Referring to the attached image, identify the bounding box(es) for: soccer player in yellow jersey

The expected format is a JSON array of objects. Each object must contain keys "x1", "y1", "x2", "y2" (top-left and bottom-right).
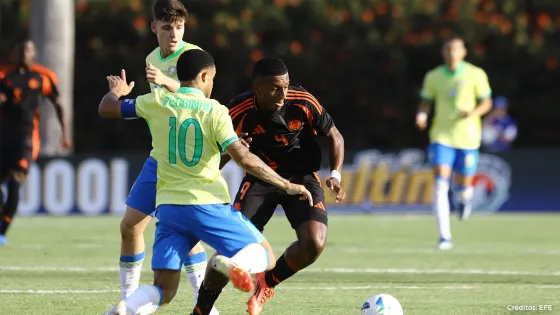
[
  {"x1": 99, "y1": 49, "x2": 313, "y2": 315},
  {"x1": 107, "y1": 1, "x2": 210, "y2": 314},
  {"x1": 416, "y1": 37, "x2": 493, "y2": 250}
]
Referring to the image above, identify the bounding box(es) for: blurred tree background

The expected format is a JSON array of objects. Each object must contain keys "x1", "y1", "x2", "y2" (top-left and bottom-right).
[{"x1": 1, "y1": 0, "x2": 560, "y2": 153}]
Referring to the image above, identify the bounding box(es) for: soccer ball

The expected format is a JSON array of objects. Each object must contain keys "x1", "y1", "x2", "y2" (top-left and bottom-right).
[{"x1": 360, "y1": 294, "x2": 403, "y2": 315}]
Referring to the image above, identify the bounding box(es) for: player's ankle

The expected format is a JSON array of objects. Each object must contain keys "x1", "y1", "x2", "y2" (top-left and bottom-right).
[{"x1": 195, "y1": 283, "x2": 221, "y2": 314}]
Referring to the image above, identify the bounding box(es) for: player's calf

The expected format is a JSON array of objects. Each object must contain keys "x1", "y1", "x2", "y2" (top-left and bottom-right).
[
  {"x1": 183, "y1": 243, "x2": 208, "y2": 299},
  {"x1": 0, "y1": 177, "x2": 23, "y2": 239},
  {"x1": 123, "y1": 269, "x2": 180, "y2": 315},
  {"x1": 116, "y1": 207, "x2": 152, "y2": 304},
  {"x1": 264, "y1": 221, "x2": 327, "y2": 288}
]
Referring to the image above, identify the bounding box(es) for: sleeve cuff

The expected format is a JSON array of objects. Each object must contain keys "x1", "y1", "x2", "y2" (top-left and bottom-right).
[
  {"x1": 477, "y1": 91, "x2": 492, "y2": 102},
  {"x1": 220, "y1": 136, "x2": 239, "y2": 151},
  {"x1": 121, "y1": 99, "x2": 138, "y2": 119},
  {"x1": 420, "y1": 93, "x2": 433, "y2": 101}
]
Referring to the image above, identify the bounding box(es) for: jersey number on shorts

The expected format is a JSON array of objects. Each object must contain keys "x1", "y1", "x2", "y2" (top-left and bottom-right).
[{"x1": 168, "y1": 117, "x2": 203, "y2": 167}]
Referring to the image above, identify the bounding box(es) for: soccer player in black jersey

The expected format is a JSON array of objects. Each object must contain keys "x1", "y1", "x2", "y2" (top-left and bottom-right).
[
  {"x1": 193, "y1": 58, "x2": 346, "y2": 315},
  {"x1": 0, "y1": 39, "x2": 70, "y2": 245}
]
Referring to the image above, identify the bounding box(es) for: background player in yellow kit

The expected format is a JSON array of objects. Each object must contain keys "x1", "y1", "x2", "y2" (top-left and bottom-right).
[
  {"x1": 416, "y1": 36, "x2": 493, "y2": 250},
  {"x1": 105, "y1": 1, "x2": 213, "y2": 314}
]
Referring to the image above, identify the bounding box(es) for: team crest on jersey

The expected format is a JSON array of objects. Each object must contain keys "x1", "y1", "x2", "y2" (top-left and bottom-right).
[
  {"x1": 28, "y1": 78, "x2": 40, "y2": 89},
  {"x1": 288, "y1": 120, "x2": 302, "y2": 131},
  {"x1": 167, "y1": 66, "x2": 177, "y2": 76},
  {"x1": 464, "y1": 153, "x2": 475, "y2": 168}
]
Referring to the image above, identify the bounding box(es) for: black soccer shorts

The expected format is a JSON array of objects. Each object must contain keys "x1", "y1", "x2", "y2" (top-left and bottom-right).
[{"x1": 232, "y1": 173, "x2": 328, "y2": 231}]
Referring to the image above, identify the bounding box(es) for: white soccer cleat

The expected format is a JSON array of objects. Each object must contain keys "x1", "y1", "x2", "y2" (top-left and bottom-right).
[
  {"x1": 437, "y1": 239, "x2": 454, "y2": 250},
  {"x1": 104, "y1": 300, "x2": 126, "y2": 315},
  {"x1": 211, "y1": 255, "x2": 253, "y2": 293},
  {"x1": 209, "y1": 306, "x2": 220, "y2": 315}
]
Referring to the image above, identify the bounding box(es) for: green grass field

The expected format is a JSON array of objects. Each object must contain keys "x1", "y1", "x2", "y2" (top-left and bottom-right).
[{"x1": 0, "y1": 214, "x2": 559, "y2": 315}]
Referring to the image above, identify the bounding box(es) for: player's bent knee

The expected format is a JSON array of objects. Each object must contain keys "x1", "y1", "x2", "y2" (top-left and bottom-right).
[
  {"x1": 120, "y1": 207, "x2": 151, "y2": 238},
  {"x1": 12, "y1": 171, "x2": 28, "y2": 183},
  {"x1": 297, "y1": 222, "x2": 328, "y2": 265},
  {"x1": 454, "y1": 173, "x2": 473, "y2": 186},
  {"x1": 433, "y1": 165, "x2": 452, "y2": 179},
  {"x1": 302, "y1": 235, "x2": 327, "y2": 263}
]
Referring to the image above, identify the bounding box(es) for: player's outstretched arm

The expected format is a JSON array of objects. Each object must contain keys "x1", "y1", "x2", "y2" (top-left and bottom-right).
[
  {"x1": 326, "y1": 126, "x2": 346, "y2": 202},
  {"x1": 225, "y1": 140, "x2": 313, "y2": 205},
  {"x1": 98, "y1": 70, "x2": 135, "y2": 118}
]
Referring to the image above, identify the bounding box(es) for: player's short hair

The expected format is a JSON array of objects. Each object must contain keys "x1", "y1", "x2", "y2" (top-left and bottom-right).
[
  {"x1": 443, "y1": 35, "x2": 465, "y2": 46},
  {"x1": 177, "y1": 49, "x2": 215, "y2": 82},
  {"x1": 252, "y1": 58, "x2": 288, "y2": 80},
  {"x1": 152, "y1": 0, "x2": 188, "y2": 23}
]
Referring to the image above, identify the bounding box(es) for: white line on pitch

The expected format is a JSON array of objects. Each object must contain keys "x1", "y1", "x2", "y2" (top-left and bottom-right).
[
  {"x1": 2, "y1": 266, "x2": 560, "y2": 277},
  {"x1": 0, "y1": 285, "x2": 467, "y2": 294},
  {"x1": 2, "y1": 285, "x2": 559, "y2": 295}
]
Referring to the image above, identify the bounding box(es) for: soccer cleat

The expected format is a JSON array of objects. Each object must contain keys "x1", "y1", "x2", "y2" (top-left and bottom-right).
[
  {"x1": 0, "y1": 235, "x2": 6, "y2": 246},
  {"x1": 437, "y1": 238, "x2": 454, "y2": 250},
  {"x1": 247, "y1": 272, "x2": 274, "y2": 315},
  {"x1": 209, "y1": 307, "x2": 219, "y2": 315},
  {"x1": 104, "y1": 300, "x2": 126, "y2": 315},
  {"x1": 212, "y1": 255, "x2": 253, "y2": 293},
  {"x1": 458, "y1": 202, "x2": 472, "y2": 221}
]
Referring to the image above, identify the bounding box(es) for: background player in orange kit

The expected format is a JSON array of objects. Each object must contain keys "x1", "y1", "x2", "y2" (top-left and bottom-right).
[{"x1": 0, "y1": 39, "x2": 70, "y2": 245}]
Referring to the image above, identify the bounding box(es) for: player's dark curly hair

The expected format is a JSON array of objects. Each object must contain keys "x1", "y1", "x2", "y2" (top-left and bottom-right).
[
  {"x1": 152, "y1": 0, "x2": 188, "y2": 23},
  {"x1": 252, "y1": 58, "x2": 288, "y2": 80},
  {"x1": 177, "y1": 49, "x2": 215, "y2": 82}
]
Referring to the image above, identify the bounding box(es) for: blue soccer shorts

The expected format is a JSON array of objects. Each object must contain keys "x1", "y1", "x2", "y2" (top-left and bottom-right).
[
  {"x1": 125, "y1": 157, "x2": 157, "y2": 217},
  {"x1": 152, "y1": 204, "x2": 265, "y2": 271},
  {"x1": 428, "y1": 143, "x2": 479, "y2": 176}
]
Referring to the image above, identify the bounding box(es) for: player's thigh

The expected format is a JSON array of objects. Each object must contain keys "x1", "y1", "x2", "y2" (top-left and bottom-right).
[
  {"x1": 280, "y1": 175, "x2": 328, "y2": 230},
  {"x1": 453, "y1": 148, "x2": 479, "y2": 185},
  {"x1": 121, "y1": 206, "x2": 152, "y2": 233},
  {"x1": 152, "y1": 208, "x2": 198, "y2": 271},
  {"x1": 125, "y1": 157, "x2": 157, "y2": 217},
  {"x1": 192, "y1": 204, "x2": 266, "y2": 258},
  {"x1": 428, "y1": 143, "x2": 455, "y2": 179},
  {"x1": 234, "y1": 178, "x2": 279, "y2": 231}
]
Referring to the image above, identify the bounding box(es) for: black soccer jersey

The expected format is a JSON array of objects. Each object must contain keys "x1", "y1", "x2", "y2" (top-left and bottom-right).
[
  {"x1": 0, "y1": 69, "x2": 56, "y2": 142},
  {"x1": 227, "y1": 85, "x2": 334, "y2": 175}
]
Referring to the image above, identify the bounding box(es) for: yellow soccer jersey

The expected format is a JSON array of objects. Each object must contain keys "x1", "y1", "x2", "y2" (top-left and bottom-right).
[
  {"x1": 420, "y1": 62, "x2": 492, "y2": 149},
  {"x1": 123, "y1": 87, "x2": 239, "y2": 206},
  {"x1": 145, "y1": 41, "x2": 202, "y2": 93}
]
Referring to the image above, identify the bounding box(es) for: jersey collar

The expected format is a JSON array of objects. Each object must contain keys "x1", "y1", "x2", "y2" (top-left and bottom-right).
[
  {"x1": 442, "y1": 61, "x2": 465, "y2": 77},
  {"x1": 158, "y1": 41, "x2": 186, "y2": 62},
  {"x1": 178, "y1": 87, "x2": 205, "y2": 96}
]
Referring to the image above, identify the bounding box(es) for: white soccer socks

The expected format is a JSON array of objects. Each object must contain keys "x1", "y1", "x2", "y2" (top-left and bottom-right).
[
  {"x1": 433, "y1": 178, "x2": 452, "y2": 241},
  {"x1": 230, "y1": 243, "x2": 270, "y2": 274},
  {"x1": 456, "y1": 185, "x2": 474, "y2": 220},
  {"x1": 183, "y1": 252, "x2": 208, "y2": 301},
  {"x1": 119, "y1": 251, "x2": 145, "y2": 300},
  {"x1": 124, "y1": 285, "x2": 163, "y2": 315}
]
